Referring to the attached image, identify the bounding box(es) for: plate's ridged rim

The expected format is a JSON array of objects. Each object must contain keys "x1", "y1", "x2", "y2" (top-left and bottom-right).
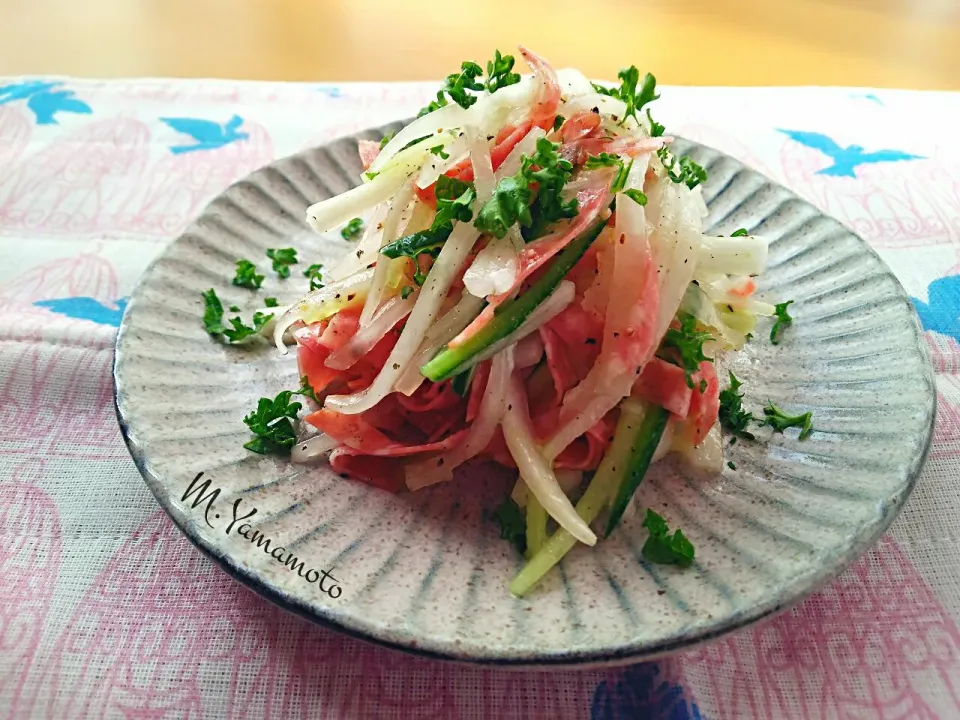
[{"x1": 113, "y1": 122, "x2": 936, "y2": 668}]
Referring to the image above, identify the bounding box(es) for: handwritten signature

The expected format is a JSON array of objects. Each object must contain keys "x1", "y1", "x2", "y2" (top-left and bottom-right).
[{"x1": 180, "y1": 471, "x2": 343, "y2": 599}]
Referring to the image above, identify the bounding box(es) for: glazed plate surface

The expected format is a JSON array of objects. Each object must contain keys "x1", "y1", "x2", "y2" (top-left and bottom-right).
[{"x1": 114, "y1": 121, "x2": 935, "y2": 666}]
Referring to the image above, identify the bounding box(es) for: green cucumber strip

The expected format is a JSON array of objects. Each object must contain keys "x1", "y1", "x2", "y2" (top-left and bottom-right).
[
  {"x1": 508, "y1": 399, "x2": 648, "y2": 597},
  {"x1": 421, "y1": 214, "x2": 609, "y2": 382},
  {"x1": 604, "y1": 404, "x2": 669, "y2": 537},
  {"x1": 525, "y1": 494, "x2": 548, "y2": 559}
]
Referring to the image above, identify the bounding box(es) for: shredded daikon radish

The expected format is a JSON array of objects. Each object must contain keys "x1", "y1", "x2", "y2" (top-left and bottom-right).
[
  {"x1": 463, "y1": 234, "x2": 519, "y2": 297},
  {"x1": 272, "y1": 268, "x2": 376, "y2": 352},
  {"x1": 326, "y1": 291, "x2": 417, "y2": 370},
  {"x1": 394, "y1": 292, "x2": 486, "y2": 396},
  {"x1": 416, "y1": 132, "x2": 472, "y2": 189},
  {"x1": 370, "y1": 77, "x2": 540, "y2": 174},
  {"x1": 292, "y1": 434, "x2": 339, "y2": 463},
  {"x1": 698, "y1": 234, "x2": 769, "y2": 277},
  {"x1": 502, "y1": 377, "x2": 597, "y2": 546},
  {"x1": 306, "y1": 137, "x2": 444, "y2": 232},
  {"x1": 329, "y1": 203, "x2": 389, "y2": 282},
  {"x1": 495, "y1": 126, "x2": 547, "y2": 179},
  {"x1": 324, "y1": 133, "x2": 497, "y2": 409},
  {"x1": 358, "y1": 178, "x2": 416, "y2": 328}
]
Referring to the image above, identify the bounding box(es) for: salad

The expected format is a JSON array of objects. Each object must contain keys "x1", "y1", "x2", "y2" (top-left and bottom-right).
[{"x1": 202, "y1": 47, "x2": 814, "y2": 596}]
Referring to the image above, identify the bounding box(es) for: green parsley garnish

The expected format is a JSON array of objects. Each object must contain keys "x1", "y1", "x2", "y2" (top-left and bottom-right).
[
  {"x1": 584, "y1": 153, "x2": 635, "y2": 194},
  {"x1": 400, "y1": 285, "x2": 414, "y2": 300},
  {"x1": 493, "y1": 496, "x2": 527, "y2": 555},
  {"x1": 475, "y1": 137, "x2": 577, "y2": 239},
  {"x1": 770, "y1": 300, "x2": 794, "y2": 345},
  {"x1": 641, "y1": 509, "x2": 694, "y2": 567},
  {"x1": 232, "y1": 259, "x2": 264, "y2": 289},
  {"x1": 659, "y1": 314, "x2": 714, "y2": 388},
  {"x1": 593, "y1": 67, "x2": 659, "y2": 125},
  {"x1": 381, "y1": 176, "x2": 476, "y2": 284},
  {"x1": 378, "y1": 131, "x2": 395, "y2": 150},
  {"x1": 584, "y1": 153, "x2": 621, "y2": 169},
  {"x1": 222, "y1": 311, "x2": 273, "y2": 343},
  {"x1": 304, "y1": 263, "x2": 324, "y2": 291},
  {"x1": 297, "y1": 375, "x2": 319, "y2": 403},
  {"x1": 646, "y1": 108, "x2": 665, "y2": 137},
  {"x1": 761, "y1": 402, "x2": 813, "y2": 440},
  {"x1": 266, "y1": 248, "x2": 297, "y2": 278},
  {"x1": 658, "y1": 149, "x2": 708, "y2": 190},
  {"x1": 552, "y1": 114, "x2": 565, "y2": 131},
  {"x1": 433, "y1": 175, "x2": 476, "y2": 228},
  {"x1": 202, "y1": 289, "x2": 225, "y2": 336},
  {"x1": 485, "y1": 50, "x2": 521, "y2": 93},
  {"x1": 429, "y1": 144, "x2": 450, "y2": 160},
  {"x1": 624, "y1": 189, "x2": 648, "y2": 206},
  {"x1": 264, "y1": 297, "x2": 279, "y2": 308},
  {"x1": 203, "y1": 289, "x2": 271, "y2": 344},
  {"x1": 340, "y1": 218, "x2": 364, "y2": 241},
  {"x1": 727, "y1": 461, "x2": 737, "y2": 470},
  {"x1": 731, "y1": 228, "x2": 749, "y2": 237},
  {"x1": 229, "y1": 305, "x2": 241, "y2": 313},
  {"x1": 719, "y1": 371, "x2": 755, "y2": 440},
  {"x1": 364, "y1": 171, "x2": 379, "y2": 181},
  {"x1": 417, "y1": 51, "x2": 522, "y2": 117},
  {"x1": 242, "y1": 390, "x2": 301, "y2": 455}
]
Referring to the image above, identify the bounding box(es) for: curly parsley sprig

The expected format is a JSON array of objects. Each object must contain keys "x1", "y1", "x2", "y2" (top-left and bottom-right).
[
  {"x1": 770, "y1": 300, "x2": 794, "y2": 344},
  {"x1": 417, "y1": 51, "x2": 522, "y2": 117},
  {"x1": 659, "y1": 314, "x2": 714, "y2": 389},
  {"x1": 474, "y1": 137, "x2": 577, "y2": 239}
]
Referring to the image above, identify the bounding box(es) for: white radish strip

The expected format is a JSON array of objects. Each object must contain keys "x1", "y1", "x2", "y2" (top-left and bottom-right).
[
  {"x1": 368, "y1": 112, "x2": 464, "y2": 174},
  {"x1": 325, "y1": 292, "x2": 417, "y2": 370},
  {"x1": 253, "y1": 304, "x2": 292, "y2": 339},
  {"x1": 394, "y1": 292, "x2": 486, "y2": 396},
  {"x1": 359, "y1": 178, "x2": 416, "y2": 328},
  {"x1": 323, "y1": 133, "x2": 497, "y2": 412},
  {"x1": 416, "y1": 133, "x2": 472, "y2": 189},
  {"x1": 463, "y1": 233, "x2": 519, "y2": 297},
  {"x1": 324, "y1": 222, "x2": 483, "y2": 414},
  {"x1": 405, "y1": 346, "x2": 515, "y2": 490},
  {"x1": 464, "y1": 280, "x2": 575, "y2": 372},
  {"x1": 468, "y1": 126, "x2": 496, "y2": 199},
  {"x1": 502, "y1": 376, "x2": 597, "y2": 547},
  {"x1": 329, "y1": 203, "x2": 389, "y2": 281},
  {"x1": 544, "y1": 175, "x2": 658, "y2": 460},
  {"x1": 556, "y1": 68, "x2": 594, "y2": 98},
  {"x1": 560, "y1": 93, "x2": 632, "y2": 125},
  {"x1": 291, "y1": 435, "x2": 339, "y2": 463},
  {"x1": 698, "y1": 235, "x2": 768, "y2": 277},
  {"x1": 370, "y1": 77, "x2": 539, "y2": 174},
  {"x1": 272, "y1": 268, "x2": 375, "y2": 352},
  {"x1": 495, "y1": 126, "x2": 547, "y2": 179},
  {"x1": 700, "y1": 278, "x2": 776, "y2": 315},
  {"x1": 306, "y1": 140, "x2": 439, "y2": 233},
  {"x1": 680, "y1": 283, "x2": 745, "y2": 347}
]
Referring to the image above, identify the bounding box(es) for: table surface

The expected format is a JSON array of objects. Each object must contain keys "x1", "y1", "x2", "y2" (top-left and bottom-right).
[{"x1": 1, "y1": 0, "x2": 958, "y2": 88}]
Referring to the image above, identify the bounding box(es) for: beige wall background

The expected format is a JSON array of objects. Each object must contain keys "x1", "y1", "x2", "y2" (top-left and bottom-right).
[{"x1": 0, "y1": 0, "x2": 958, "y2": 88}]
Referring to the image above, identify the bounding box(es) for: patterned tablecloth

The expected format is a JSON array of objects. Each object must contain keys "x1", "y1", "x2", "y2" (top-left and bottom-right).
[{"x1": 1, "y1": 76, "x2": 959, "y2": 719}]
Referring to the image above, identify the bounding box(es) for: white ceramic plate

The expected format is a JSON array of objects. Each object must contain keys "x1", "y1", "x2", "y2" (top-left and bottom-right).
[{"x1": 114, "y1": 122, "x2": 935, "y2": 667}]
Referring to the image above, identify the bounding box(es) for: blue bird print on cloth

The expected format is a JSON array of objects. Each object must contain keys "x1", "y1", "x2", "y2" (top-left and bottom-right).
[
  {"x1": 911, "y1": 275, "x2": 960, "y2": 343},
  {"x1": 316, "y1": 85, "x2": 343, "y2": 98},
  {"x1": 0, "y1": 80, "x2": 93, "y2": 124},
  {"x1": 591, "y1": 662, "x2": 703, "y2": 720},
  {"x1": 34, "y1": 297, "x2": 128, "y2": 327},
  {"x1": 159, "y1": 115, "x2": 249, "y2": 154},
  {"x1": 778, "y1": 129, "x2": 924, "y2": 177}
]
